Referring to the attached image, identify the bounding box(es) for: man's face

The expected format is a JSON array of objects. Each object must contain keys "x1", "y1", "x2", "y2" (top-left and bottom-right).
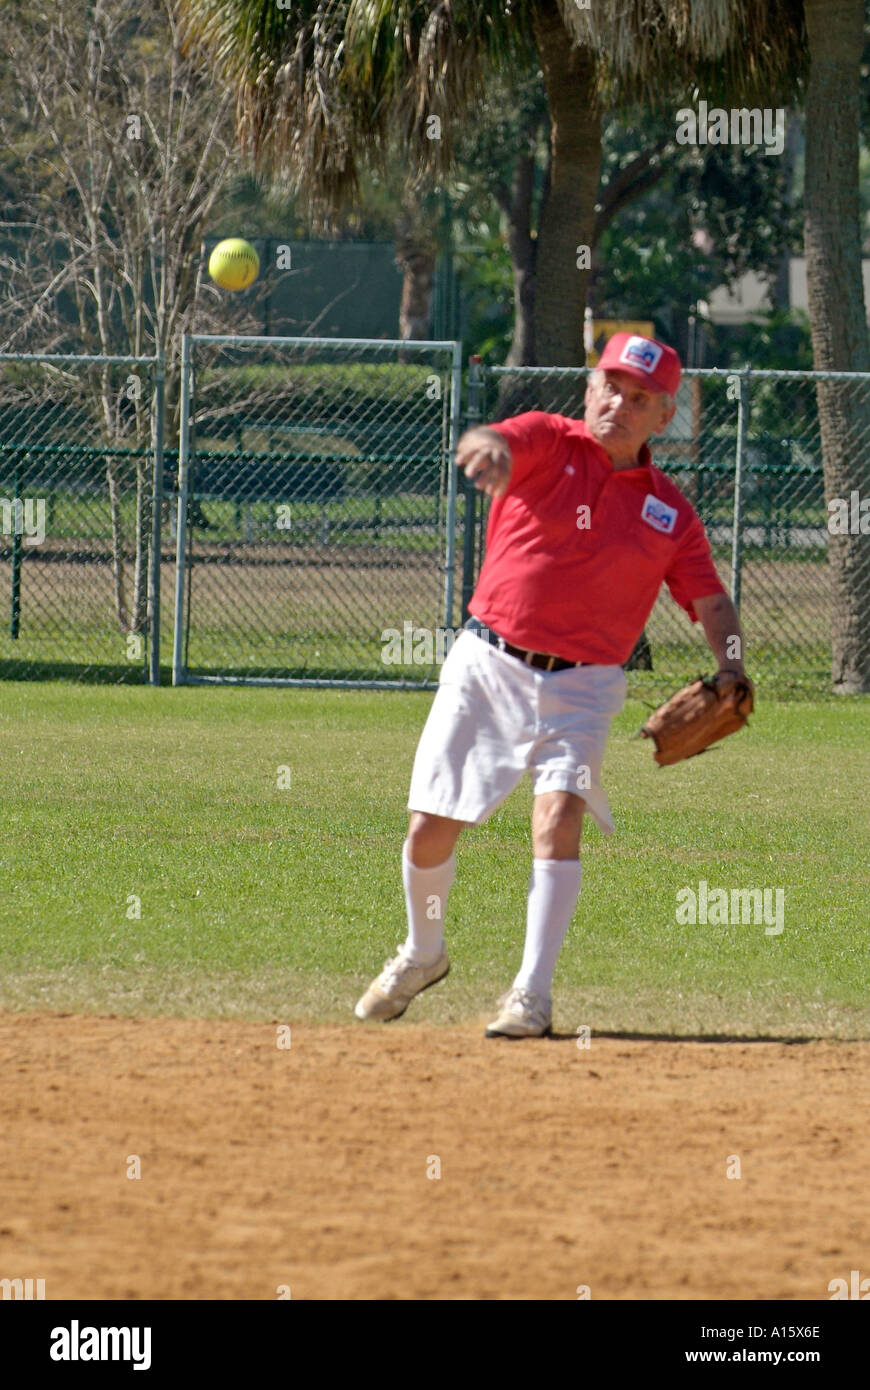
[{"x1": 584, "y1": 369, "x2": 676, "y2": 465}]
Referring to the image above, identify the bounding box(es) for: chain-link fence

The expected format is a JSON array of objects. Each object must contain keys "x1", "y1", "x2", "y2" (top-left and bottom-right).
[
  {"x1": 469, "y1": 363, "x2": 870, "y2": 696},
  {"x1": 201, "y1": 239, "x2": 405, "y2": 339},
  {"x1": 1, "y1": 344, "x2": 868, "y2": 696},
  {"x1": 0, "y1": 353, "x2": 163, "y2": 682},
  {"x1": 171, "y1": 335, "x2": 462, "y2": 686}
]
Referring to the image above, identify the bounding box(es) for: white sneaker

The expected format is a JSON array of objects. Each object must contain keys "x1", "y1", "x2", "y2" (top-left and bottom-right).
[
  {"x1": 354, "y1": 944, "x2": 450, "y2": 1022},
  {"x1": 485, "y1": 986, "x2": 552, "y2": 1038}
]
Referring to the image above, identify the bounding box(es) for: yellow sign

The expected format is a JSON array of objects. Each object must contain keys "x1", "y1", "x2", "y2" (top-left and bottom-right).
[{"x1": 585, "y1": 319, "x2": 655, "y2": 367}]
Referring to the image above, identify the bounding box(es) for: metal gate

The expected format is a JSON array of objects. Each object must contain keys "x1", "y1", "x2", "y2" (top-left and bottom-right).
[{"x1": 171, "y1": 334, "x2": 462, "y2": 687}]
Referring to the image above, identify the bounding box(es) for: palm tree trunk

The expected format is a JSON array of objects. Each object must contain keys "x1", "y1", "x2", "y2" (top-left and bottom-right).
[
  {"x1": 803, "y1": 0, "x2": 870, "y2": 693},
  {"x1": 531, "y1": 1, "x2": 601, "y2": 368},
  {"x1": 395, "y1": 241, "x2": 436, "y2": 340},
  {"x1": 394, "y1": 188, "x2": 437, "y2": 341}
]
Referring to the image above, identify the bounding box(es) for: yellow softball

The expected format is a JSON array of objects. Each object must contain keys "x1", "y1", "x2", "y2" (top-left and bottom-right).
[{"x1": 208, "y1": 238, "x2": 260, "y2": 291}]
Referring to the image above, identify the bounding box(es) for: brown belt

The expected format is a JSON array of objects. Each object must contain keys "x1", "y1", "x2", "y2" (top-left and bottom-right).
[{"x1": 466, "y1": 619, "x2": 591, "y2": 671}]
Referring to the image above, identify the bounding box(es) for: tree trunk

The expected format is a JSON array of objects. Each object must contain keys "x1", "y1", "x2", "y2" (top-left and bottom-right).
[
  {"x1": 499, "y1": 122, "x2": 540, "y2": 367},
  {"x1": 396, "y1": 245, "x2": 436, "y2": 340},
  {"x1": 132, "y1": 457, "x2": 151, "y2": 635},
  {"x1": 531, "y1": 2, "x2": 601, "y2": 368},
  {"x1": 506, "y1": 252, "x2": 537, "y2": 368},
  {"x1": 625, "y1": 630, "x2": 653, "y2": 671},
  {"x1": 394, "y1": 194, "x2": 437, "y2": 341},
  {"x1": 803, "y1": 0, "x2": 870, "y2": 693},
  {"x1": 771, "y1": 110, "x2": 802, "y2": 311},
  {"x1": 106, "y1": 458, "x2": 130, "y2": 633}
]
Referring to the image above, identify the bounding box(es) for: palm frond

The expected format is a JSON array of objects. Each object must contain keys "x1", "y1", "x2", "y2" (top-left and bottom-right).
[
  {"x1": 562, "y1": 0, "x2": 808, "y2": 110},
  {"x1": 176, "y1": 0, "x2": 360, "y2": 214},
  {"x1": 343, "y1": 0, "x2": 539, "y2": 178}
]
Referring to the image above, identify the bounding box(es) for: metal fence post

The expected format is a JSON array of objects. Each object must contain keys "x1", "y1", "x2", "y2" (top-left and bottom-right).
[
  {"x1": 442, "y1": 341, "x2": 463, "y2": 631},
  {"x1": 461, "y1": 355, "x2": 483, "y2": 624},
  {"x1": 730, "y1": 369, "x2": 750, "y2": 611},
  {"x1": 149, "y1": 353, "x2": 165, "y2": 686},
  {"x1": 172, "y1": 335, "x2": 192, "y2": 685},
  {"x1": 10, "y1": 465, "x2": 21, "y2": 639}
]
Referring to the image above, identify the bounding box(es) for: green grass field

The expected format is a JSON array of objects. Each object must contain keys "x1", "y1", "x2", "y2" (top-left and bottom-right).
[{"x1": 0, "y1": 681, "x2": 867, "y2": 1037}]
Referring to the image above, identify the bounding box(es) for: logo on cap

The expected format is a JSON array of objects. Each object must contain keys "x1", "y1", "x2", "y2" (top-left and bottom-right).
[{"x1": 620, "y1": 336, "x2": 663, "y2": 375}]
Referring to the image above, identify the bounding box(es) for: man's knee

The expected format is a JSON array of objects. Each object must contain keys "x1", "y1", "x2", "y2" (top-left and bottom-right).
[
  {"x1": 532, "y1": 791, "x2": 585, "y2": 858},
  {"x1": 406, "y1": 812, "x2": 465, "y2": 868}
]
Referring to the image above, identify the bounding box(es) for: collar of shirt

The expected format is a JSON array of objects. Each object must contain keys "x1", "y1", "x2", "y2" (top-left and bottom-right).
[{"x1": 579, "y1": 419, "x2": 653, "y2": 474}]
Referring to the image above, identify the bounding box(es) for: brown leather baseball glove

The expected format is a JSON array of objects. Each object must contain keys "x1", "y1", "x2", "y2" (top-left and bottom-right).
[{"x1": 640, "y1": 671, "x2": 755, "y2": 766}]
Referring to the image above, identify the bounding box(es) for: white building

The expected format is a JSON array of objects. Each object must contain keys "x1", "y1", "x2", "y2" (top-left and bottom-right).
[{"x1": 701, "y1": 258, "x2": 870, "y2": 325}]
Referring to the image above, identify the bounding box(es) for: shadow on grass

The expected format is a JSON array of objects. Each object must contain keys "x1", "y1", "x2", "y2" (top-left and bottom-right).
[
  {"x1": 181, "y1": 665, "x2": 436, "y2": 688},
  {"x1": 0, "y1": 659, "x2": 153, "y2": 684},
  {"x1": 0, "y1": 659, "x2": 433, "y2": 686}
]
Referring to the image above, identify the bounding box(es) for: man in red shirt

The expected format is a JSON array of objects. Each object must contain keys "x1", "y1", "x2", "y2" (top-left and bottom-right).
[{"x1": 355, "y1": 333, "x2": 748, "y2": 1038}]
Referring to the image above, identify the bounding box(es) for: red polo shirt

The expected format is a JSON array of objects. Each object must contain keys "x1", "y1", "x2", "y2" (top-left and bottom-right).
[{"x1": 469, "y1": 412, "x2": 726, "y2": 666}]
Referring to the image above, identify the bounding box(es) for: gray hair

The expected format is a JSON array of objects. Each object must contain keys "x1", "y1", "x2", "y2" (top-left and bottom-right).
[{"x1": 588, "y1": 367, "x2": 674, "y2": 410}]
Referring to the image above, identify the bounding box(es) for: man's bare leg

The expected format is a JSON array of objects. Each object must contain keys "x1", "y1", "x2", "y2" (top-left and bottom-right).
[{"x1": 406, "y1": 811, "x2": 466, "y2": 867}]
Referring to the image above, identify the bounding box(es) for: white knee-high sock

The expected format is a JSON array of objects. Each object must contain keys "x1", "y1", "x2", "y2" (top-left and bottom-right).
[
  {"x1": 513, "y1": 858, "x2": 583, "y2": 997},
  {"x1": 402, "y1": 841, "x2": 456, "y2": 964}
]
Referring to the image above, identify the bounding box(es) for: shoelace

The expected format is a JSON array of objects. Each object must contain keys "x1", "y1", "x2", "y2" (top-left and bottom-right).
[
  {"x1": 378, "y1": 949, "x2": 416, "y2": 990},
  {"x1": 504, "y1": 987, "x2": 547, "y2": 1016}
]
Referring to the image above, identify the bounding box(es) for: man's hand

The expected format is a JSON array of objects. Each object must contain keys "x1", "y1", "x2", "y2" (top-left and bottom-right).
[{"x1": 455, "y1": 426, "x2": 512, "y2": 499}]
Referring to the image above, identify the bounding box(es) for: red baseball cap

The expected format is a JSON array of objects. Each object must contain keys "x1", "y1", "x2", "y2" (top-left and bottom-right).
[{"x1": 596, "y1": 332, "x2": 682, "y2": 398}]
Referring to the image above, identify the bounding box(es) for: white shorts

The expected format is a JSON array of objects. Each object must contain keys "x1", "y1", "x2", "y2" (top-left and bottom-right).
[{"x1": 407, "y1": 629, "x2": 627, "y2": 835}]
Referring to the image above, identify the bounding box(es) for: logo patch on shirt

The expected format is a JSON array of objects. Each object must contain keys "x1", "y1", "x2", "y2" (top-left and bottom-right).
[
  {"x1": 620, "y1": 336, "x2": 663, "y2": 375},
  {"x1": 641, "y1": 493, "x2": 678, "y2": 535}
]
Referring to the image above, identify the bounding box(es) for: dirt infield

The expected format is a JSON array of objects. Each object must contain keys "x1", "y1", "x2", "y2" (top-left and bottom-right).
[{"x1": 2, "y1": 1014, "x2": 868, "y2": 1301}]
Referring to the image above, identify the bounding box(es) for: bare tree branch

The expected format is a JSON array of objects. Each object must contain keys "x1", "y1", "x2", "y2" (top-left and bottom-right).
[{"x1": 0, "y1": 0, "x2": 247, "y2": 631}]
